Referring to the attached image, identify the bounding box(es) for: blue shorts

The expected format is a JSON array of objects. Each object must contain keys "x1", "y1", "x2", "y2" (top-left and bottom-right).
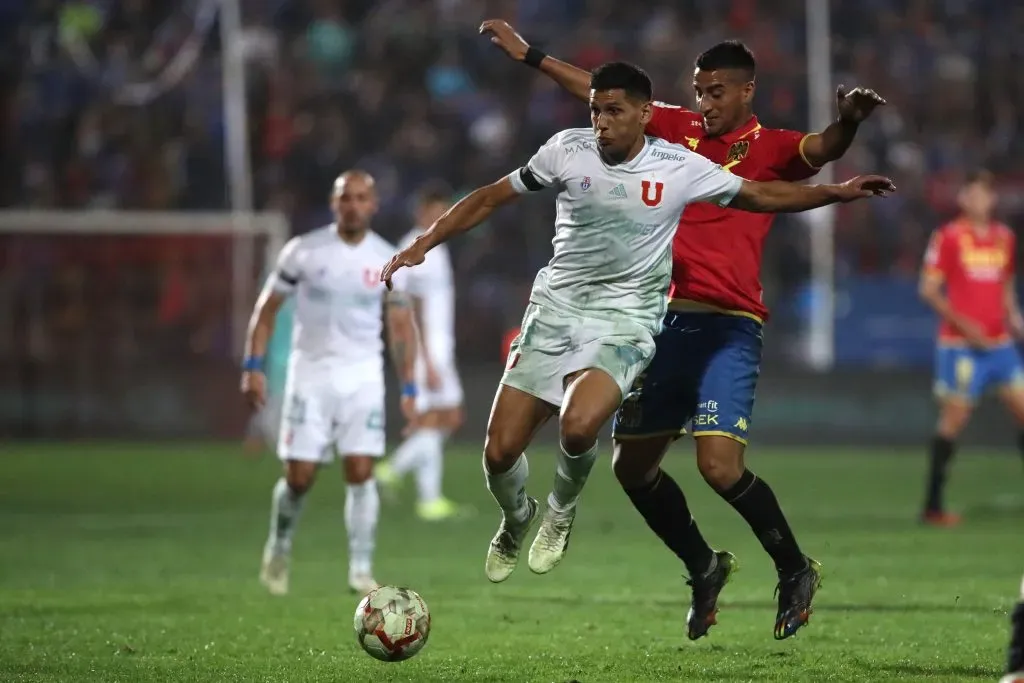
[
  {"x1": 934, "y1": 343, "x2": 1024, "y2": 402},
  {"x1": 612, "y1": 312, "x2": 762, "y2": 445}
]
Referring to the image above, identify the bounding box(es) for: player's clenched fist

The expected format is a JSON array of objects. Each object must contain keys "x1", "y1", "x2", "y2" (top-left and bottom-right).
[
  {"x1": 241, "y1": 370, "x2": 267, "y2": 410},
  {"x1": 835, "y1": 175, "x2": 896, "y2": 201},
  {"x1": 381, "y1": 240, "x2": 427, "y2": 290},
  {"x1": 479, "y1": 19, "x2": 529, "y2": 61}
]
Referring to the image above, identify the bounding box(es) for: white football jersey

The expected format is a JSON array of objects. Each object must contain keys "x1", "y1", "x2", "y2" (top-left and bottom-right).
[
  {"x1": 508, "y1": 128, "x2": 743, "y2": 333},
  {"x1": 399, "y1": 228, "x2": 456, "y2": 364},
  {"x1": 268, "y1": 225, "x2": 405, "y2": 371}
]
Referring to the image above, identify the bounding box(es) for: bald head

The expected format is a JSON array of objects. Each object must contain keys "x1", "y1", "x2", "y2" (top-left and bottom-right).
[{"x1": 331, "y1": 169, "x2": 379, "y2": 237}]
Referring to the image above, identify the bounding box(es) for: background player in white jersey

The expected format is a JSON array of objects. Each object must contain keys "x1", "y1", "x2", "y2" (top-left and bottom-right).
[
  {"x1": 377, "y1": 182, "x2": 467, "y2": 521},
  {"x1": 382, "y1": 62, "x2": 893, "y2": 584},
  {"x1": 241, "y1": 170, "x2": 419, "y2": 596}
]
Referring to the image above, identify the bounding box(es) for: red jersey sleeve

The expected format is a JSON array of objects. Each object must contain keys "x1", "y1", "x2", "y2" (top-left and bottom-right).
[
  {"x1": 766, "y1": 129, "x2": 821, "y2": 181},
  {"x1": 646, "y1": 102, "x2": 699, "y2": 143},
  {"x1": 923, "y1": 227, "x2": 954, "y2": 280}
]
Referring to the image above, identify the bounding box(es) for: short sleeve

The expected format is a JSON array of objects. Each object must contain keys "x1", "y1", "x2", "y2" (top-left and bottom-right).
[
  {"x1": 922, "y1": 229, "x2": 952, "y2": 279},
  {"x1": 768, "y1": 129, "x2": 820, "y2": 181},
  {"x1": 684, "y1": 152, "x2": 745, "y2": 208},
  {"x1": 646, "y1": 102, "x2": 695, "y2": 142},
  {"x1": 268, "y1": 237, "x2": 303, "y2": 294},
  {"x1": 508, "y1": 133, "x2": 564, "y2": 193}
]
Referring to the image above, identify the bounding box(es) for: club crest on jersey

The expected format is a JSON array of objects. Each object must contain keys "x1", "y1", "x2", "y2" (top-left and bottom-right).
[
  {"x1": 641, "y1": 180, "x2": 664, "y2": 207},
  {"x1": 726, "y1": 141, "x2": 750, "y2": 164},
  {"x1": 580, "y1": 176, "x2": 591, "y2": 192},
  {"x1": 363, "y1": 268, "x2": 381, "y2": 287}
]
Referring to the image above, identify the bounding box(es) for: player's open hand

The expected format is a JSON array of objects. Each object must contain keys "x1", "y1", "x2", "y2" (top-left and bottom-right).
[
  {"x1": 960, "y1": 320, "x2": 992, "y2": 349},
  {"x1": 836, "y1": 85, "x2": 886, "y2": 123},
  {"x1": 479, "y1": 19, "x2": 529, "y2": 61},
  {"x1": 835, "y1": 175, "x2": 896, "y2": 202},
  {"x1": 241, "y1": 371, "x2": 267, "y2": 410},
  {"x1": 381, "y1": 242, "x2": 427, "y2": 290}
]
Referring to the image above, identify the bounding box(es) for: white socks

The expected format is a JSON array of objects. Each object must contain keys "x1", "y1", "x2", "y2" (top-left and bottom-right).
[
  {"x1": 484, "y1": 454, "x2": 531, "y2": 524},
  {"x1": 548, "y1": 440, "x2": 599, "y2": 513},
  {"x1": 268, "y1": 477, "x2": 306, "y2": 555},
  {"x1": 392, "y1": 428, "x2": 446, "y2": 504},
  {"x1": 345, "y1": 479, "x2": 380, "y2": 576}
]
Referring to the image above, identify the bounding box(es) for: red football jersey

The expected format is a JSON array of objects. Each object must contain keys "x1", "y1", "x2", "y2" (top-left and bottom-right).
[
  {"x1": 923, "y1": 219, "x2": 1016, "y2": 344},
  {"x1": 646, "y1": 104, "x2": 820, "y2": 321}
]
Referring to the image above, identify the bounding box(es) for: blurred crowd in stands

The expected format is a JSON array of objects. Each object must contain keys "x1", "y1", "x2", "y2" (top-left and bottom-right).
[{"x1": 1, "y1": 0, "x2": 1022, "y2": 363}]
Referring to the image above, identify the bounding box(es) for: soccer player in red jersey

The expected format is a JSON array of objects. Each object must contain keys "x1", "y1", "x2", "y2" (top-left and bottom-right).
[
  {"x1": 919, "y1": 170, "x2": 1024, "y2": 527},
  {"x1": 481, "y1": 20, "x2": 885, "y2": 640}
]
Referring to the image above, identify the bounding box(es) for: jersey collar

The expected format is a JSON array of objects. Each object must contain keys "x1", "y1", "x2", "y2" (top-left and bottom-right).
[
  {"x1": 604, "y1": 135, "x2": 651, "y2": 171},
  {"x1": 716, "y1": 115, "x2": 761, "y2": 144}
]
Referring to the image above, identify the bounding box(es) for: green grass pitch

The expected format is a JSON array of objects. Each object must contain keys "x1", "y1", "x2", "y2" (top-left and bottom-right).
[{"x1": 1, "y1": 442, "x2": 1021, "y2": 682}]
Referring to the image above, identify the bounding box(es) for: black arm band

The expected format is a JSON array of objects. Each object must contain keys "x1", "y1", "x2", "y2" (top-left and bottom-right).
[
  {"x1": 523, "y1": 47, "x2": 546, "y2": 69},
  {"x1": 518, "y1": 167, "x2": 544, "y2": 192}
]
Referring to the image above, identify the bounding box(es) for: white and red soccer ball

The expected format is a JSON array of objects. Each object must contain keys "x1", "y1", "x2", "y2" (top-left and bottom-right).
[{"x1": 353, "y1": 586, "x2": 430, "y2": 662}]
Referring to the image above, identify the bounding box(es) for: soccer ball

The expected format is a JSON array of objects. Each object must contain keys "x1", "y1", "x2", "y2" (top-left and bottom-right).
[{"x1": 353, "y1": 585, "x2": 430, "y2": 661}]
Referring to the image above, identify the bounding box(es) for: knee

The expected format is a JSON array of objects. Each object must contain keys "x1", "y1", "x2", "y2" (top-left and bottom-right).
[
  {"x1": 937, "y1": 402, "x2": 972, "y2": 438},
  {"x1": 611, "y1": 442, "x2": 662, "y2": 489},
  {"x1": 559, "y1": 409, "x2": 602, "y2": 454},
  {"x1": 695, "y1": 440, "x2": 745, "y2": 492},
  {"x1": 284, "y1": 462, "x2": 316, "y2": 494},
  {"x1": 345, "y1": 456, "x2": 375, "y2": 485},
  {"x1": 483, "y1": 423, "x2": 521, "y2": 472}
]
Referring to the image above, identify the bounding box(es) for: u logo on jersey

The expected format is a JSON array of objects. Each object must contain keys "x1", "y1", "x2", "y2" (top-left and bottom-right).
[
  {"x1": 641, "y1": 180, "x2": 664, "y2": 207},
  {"x1": 363, "y1": 268, "x2": 381, "y2": 287}
]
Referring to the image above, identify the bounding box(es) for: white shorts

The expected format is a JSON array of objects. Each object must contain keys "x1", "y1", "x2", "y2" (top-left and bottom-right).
[
  {"x1": 277, "y1": 366, "x2": 386, "y2": 462},
  {"x1": 414, "y1": 356, "x2": 464, "y2": 411},
  {"x1": 501, "y1": 301, "x2": 656, "y2": 407}
]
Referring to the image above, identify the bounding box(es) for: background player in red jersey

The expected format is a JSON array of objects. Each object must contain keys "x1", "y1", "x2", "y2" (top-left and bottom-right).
[
  {"x1": 481, "y1": 20, "x2": 885, "y2": 640},
  {"x1": 919, "y1": 170, "x2": 1024, "y2": 527}
]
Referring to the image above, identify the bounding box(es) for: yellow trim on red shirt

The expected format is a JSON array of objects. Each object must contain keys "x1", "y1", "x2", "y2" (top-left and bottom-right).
[
  {"x1": 668, "y1": 298, "x2": 764, "y2": 324},
  {"x1": 797, "y1": 133, "x2": 823, "y2": 170}
]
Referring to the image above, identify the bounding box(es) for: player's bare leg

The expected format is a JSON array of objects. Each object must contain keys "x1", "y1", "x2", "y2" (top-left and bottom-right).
[
  {"x1": 261, "y1": 459, "x2": 317, "y2": 596},
  {"x1": 343, "y1": 455, "x2": 380, "y2": 594},
  {"x1": 483, "y1": 384, "x2": 554, "y2": 582},
  {"x1": 1002, "y1": 573, "x2": 1024, "y2": 683},
  {"x1": 613, "y1": 435, "x2": 736, "y2": 640},
  {"x1": 695, "y1": 434, "x2": 820, "y2": 639},
  {"x1": 923, "y1": 397, "x2": 972, "y2": 526},
  {"x1": 528, "y1": 369, "x2": 619, "y2": 575}
]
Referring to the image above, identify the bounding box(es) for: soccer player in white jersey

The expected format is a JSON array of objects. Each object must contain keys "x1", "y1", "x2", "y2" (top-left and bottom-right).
[
  {"x1": 377, "y1": 182, "x2": 467, "y2": 521},
  {"x1": 241, "y1": 170, "x2": 419, "y2": 596},
  {"x1": 382, "y1": 62, "x2": 893, "y2": 583}
]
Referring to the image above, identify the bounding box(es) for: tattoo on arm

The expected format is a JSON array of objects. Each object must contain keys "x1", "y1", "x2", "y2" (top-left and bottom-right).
[{"x1": 385, "y1": 292, "x2": 416, "y2": 382}]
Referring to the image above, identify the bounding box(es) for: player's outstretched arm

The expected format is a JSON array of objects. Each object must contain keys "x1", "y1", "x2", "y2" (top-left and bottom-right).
[
  {"x1": 241, "y1": 282, "x2": 288, "y2": 409},
  {"x1": 381, "y1": 177, "x2": 520, "y2": 288},
  {"x1": 729, "y1": 175, "x2": 895, "y2": 213},
  {"x1": 801, "y1": 86, "x2": 886, "y2": 168},
  {"x1": 479, "y1": 19, "x2": 591, "y2": 102}
]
